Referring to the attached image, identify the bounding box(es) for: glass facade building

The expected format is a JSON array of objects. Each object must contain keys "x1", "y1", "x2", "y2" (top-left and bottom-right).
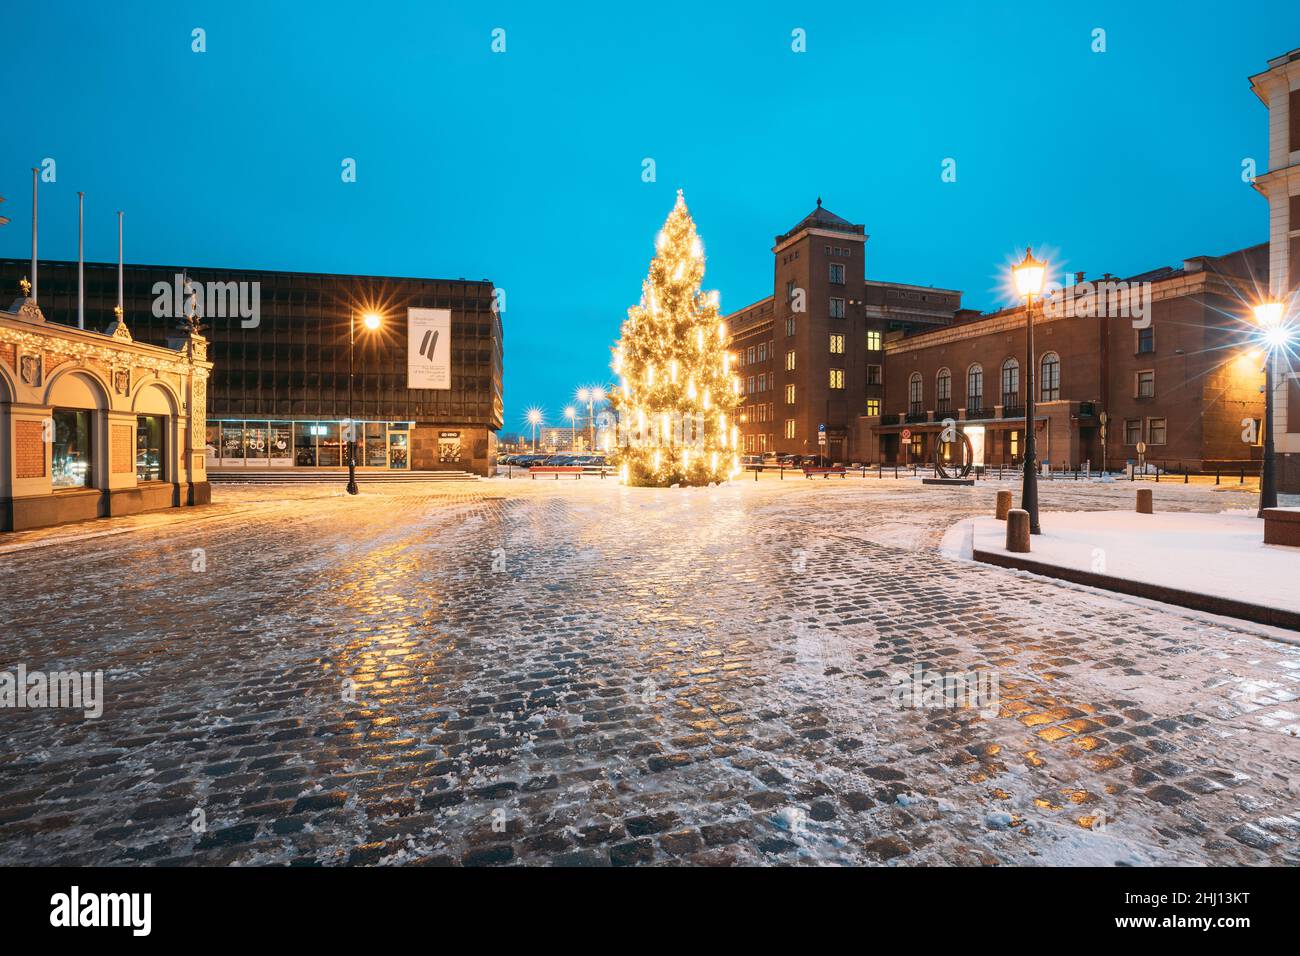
[{"x1": 1, "y1": 259, "x2": 504, "y2": 475}]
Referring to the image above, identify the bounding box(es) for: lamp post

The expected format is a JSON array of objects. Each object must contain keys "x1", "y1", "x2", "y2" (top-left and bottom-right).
[
  {"x1": 565, "y1": 406, "x2": 576, "y2": 451},
  {"x1": 347, "y1": 310, "x2": 382, "y2": 495},
  {"x1": 527, "y1": 409, "x2": 542, "y2": 453},
  {"x1": 590, "y1": 387, "x2": 608, "y2": 450},
  {"x1": 1012, "y1": 247, "x2": 1047, "y2": 534},
  {"x1": 1254, "y1": 300, "x2": 1286, "y2": 517}
]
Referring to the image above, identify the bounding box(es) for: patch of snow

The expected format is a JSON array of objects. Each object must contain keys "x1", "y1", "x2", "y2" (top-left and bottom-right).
[{"x1": 970, "y1": 510, "x2": 1300, "y2": 614}]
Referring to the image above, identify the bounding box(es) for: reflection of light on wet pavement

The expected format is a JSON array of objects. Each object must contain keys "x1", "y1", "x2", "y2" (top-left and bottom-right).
[{"x1": 0, "y1": 478, "x2": 1297, "y2": 865}]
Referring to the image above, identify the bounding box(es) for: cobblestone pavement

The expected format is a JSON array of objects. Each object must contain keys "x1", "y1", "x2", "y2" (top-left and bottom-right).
[{"x1": 1, "y1": 476, "x2": 1298, "y2": 866}]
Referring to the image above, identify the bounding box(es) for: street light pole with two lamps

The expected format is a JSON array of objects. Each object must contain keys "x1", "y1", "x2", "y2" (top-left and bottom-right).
[{"x1": 577, "y1": 387, "x2": 605, "y2": 450}]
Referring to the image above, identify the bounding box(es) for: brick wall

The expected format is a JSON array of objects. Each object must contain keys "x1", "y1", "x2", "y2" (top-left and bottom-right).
[{"x1": 15, "y1": 420, "x2": 45, "y2": 478}]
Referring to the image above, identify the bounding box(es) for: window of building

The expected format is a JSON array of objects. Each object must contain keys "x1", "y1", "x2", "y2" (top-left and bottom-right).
[
  {"x1": 786, "y1": 279, "x2": 797, "y2": 301},
  {"x1": 829, "y1": 297, "x2": 845, "y2": 318},
  {"x1": 1148, "y1": 417, "x2": 1167, "y2": 445},
  {"x1": 866, "y1": 364, "x2": 882, "y2": 386},
  {"x1": 747, "y1": 376, "x2": 756, "y2": 394},
  {"x1": 758, "y1": 343, "x2": 768, "y2": 362},
  {"x1": 747, "y1": 346, "x2": 756, "y2": 365},
  {"x1": 1293, "y1": 89, "x2": 1300, "y2": 152},
  {"x1": 785, "y1": 317, "x2": 796, "y2": 337},
  {"x1": 911, "y1": 432, "x2": 923, "y2": 457},
  {"x1": 936, "y1": 367, "x2": 952, "y2": 412},
  {"x1": 136, "y1": 415, "x2": 164, "y2": 482},
  {"x1": 866, "y1": 329, "x2": 882, "y2": 351},
  {"x1": 1136, "y1": 326, "x2": 1154, "y2": 354},
  {"x1": 785, "y1": 383, "x2": 796, "y2": 404},
  {"x1": 829, "y1": 333, "x2": 844, "y2": 354},
  {"x1": 967, "y1": 364, "x2": 984, "y2": 410},
  {"x1": 908, "y1": 372, "x2": 923, "y2": 415},
  {"x1": 758, "y1": 373, "x2": 766, "y2": 392},
  {"x1": 829, "y1": 263, "x2": 845, "y2": 284},
  {"x1": 1040, "y1": 352, "x2": 1060, "y2": 401},
  {"x1": 1001, "y1": 358, "x2": 1019, "y2": 406},
  {"x1": 785, "y1": 350, "x2": 796, "y2": 371},
  {"x1": 1136, "y1": 369, "x2": 1155, "y2": 398},
  {"x1": 829, "y1": 368, "x2": 844, "y2": 389},
  {"x1": 866, "y1": 398, "x2": 881, "y2": 416},
  {"x1": 1125, "y1": 419, "x2": 1142, "y2": 445},
  {"x1": 51, "y1": 409, "x2": 93, "y2": 489},
  {"x1": 784, "y1": 419, "x2": 796, "y2": 439}
]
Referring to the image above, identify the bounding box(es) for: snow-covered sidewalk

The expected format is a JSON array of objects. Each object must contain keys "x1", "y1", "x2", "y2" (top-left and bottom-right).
[{"x1": 964, "y1": 508, "x2": 1300, "y2": 628}]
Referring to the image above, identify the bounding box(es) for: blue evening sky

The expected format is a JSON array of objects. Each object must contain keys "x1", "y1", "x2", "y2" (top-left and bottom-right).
[{"x1": 2, "y1": 1, "x2": 1298, "y2": 432}]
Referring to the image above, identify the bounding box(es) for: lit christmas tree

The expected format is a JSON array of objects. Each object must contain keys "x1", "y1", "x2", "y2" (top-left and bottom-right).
[{"x1": 610, "y1": 190, "x2": 742, "y2": 487}]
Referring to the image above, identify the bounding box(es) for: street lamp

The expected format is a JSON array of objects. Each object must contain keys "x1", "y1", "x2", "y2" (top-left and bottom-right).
[
  {"x1": 347, "y1": 310, "x2": 382, "y2": 495},
  {"x1": 1012, "y1": 247, "x2": 1046, "y2": 534},
  {"x1": 565, "y1": 406, "x2": 576, "y2": 451},
  {"x1": 1253, "y1": 299, "x2": 1288, "y2": 517},
  {"x1": 577, "y1": 386, "x2": 606, "y2": 450},
  {"x1": 527, "y1": 408, "x2": 542, "y2": 453}
]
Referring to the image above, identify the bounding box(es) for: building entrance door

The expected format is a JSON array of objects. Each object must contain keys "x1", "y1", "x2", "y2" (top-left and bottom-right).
[{"x1": 387, "y1": 431, "x2": 409, "y2": 469}]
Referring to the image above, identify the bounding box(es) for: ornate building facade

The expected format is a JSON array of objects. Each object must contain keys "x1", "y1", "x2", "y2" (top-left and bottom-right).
[{"x1": 0, "y1": 284, "x2": 211, "y2": 530}]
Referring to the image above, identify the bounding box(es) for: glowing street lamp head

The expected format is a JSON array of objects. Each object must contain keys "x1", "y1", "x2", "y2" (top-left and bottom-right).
[
  {"x1": 591, "y1": 386, "x2": 606, "y2": 403},
  {"x1": 1012, "y1": 246, "x2": 1046, "y2": 298},
  {"x1": 361, "y1": 312, "x2": 381, "y2": 331},
  {"x1": 526, "y1": 408, "x2": 542, "y2": 426},
  {"x1": 564, "y1": 406, "x2": 576, "y2": 420},
  {"x1": 577, "y1": 388, "x2": 590, "y2": 403},
  {"x1": 1263, "y1": 324, "x2": 1292, "y2": 350},
  {"x1": 1254, "y1": 300, "x2": 1284, "y2": 328}
]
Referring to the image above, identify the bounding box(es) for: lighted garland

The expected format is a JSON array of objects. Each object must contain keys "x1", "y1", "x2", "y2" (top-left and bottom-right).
[{"x1": 610, "y1": 190, "x2": 741, "y2": 486}]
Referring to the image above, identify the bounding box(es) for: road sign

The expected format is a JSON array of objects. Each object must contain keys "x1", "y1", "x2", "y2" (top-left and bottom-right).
[{"x1": 901, "y1": 428, "x2": 912, "y2": 441}]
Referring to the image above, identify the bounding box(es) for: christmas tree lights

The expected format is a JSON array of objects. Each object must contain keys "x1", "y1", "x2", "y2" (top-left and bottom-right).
[{"x1": 610, "y1": 191, "x2": 741, "y2": 486}]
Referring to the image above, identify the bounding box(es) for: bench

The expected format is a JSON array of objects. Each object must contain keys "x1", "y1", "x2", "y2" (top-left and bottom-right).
[
  {"x1": 530, "y1": 466, "x2": 586, "y2": 480},
  {"x1": 802, "y1": 466, "x2": 846, "y2": 479},
  {"x1": 1263, "y1": 507, "x2": 1300, "y2": 547}
]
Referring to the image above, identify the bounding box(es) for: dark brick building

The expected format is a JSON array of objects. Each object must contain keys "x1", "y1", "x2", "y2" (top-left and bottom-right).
[
  {"x1": 869, "y1": 246, "x2": 1269, "y2": 473},
  {"x1": 726, "y1": 201, "x2": 963, "y2": 461}
]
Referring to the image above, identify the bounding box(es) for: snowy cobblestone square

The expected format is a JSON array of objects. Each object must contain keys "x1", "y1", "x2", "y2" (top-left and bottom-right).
[{"x1": 1, "y1": 476, "x2": 1298, "y2": 866}]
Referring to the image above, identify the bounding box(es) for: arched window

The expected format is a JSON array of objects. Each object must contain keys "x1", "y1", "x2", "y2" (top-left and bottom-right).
[
  {"x1": 1040, "y1": 352, "x2": 1060, "y2": 402},
  {"x1": 935, "y1": 368, "x2": 952, "y2": 413},
  {"x1": 908, "y1": 372, "x2": 923, "y2": 416},
  {"x1": 1001, "y1": 358, "x2": 1020, "y2": 407},
  {"x1": 967, "y1": 364, "x2": 984, "y2": 412}
]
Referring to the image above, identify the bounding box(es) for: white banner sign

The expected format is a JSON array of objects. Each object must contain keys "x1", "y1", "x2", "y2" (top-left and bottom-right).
[{"x1": 407, "y1": 308, "x2": 451, "y2": 390}]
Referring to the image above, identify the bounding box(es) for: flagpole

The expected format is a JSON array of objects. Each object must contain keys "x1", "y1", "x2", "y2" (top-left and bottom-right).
[
  {"x1": 117, "y1": 211, "x2": 124, "y2": 315},
  {"x1": 30, "y1": 167, "x2": 37, "y2": 303},
  {"x1": 77, "y1": 192, "x2": 85, "y2": 329}
]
